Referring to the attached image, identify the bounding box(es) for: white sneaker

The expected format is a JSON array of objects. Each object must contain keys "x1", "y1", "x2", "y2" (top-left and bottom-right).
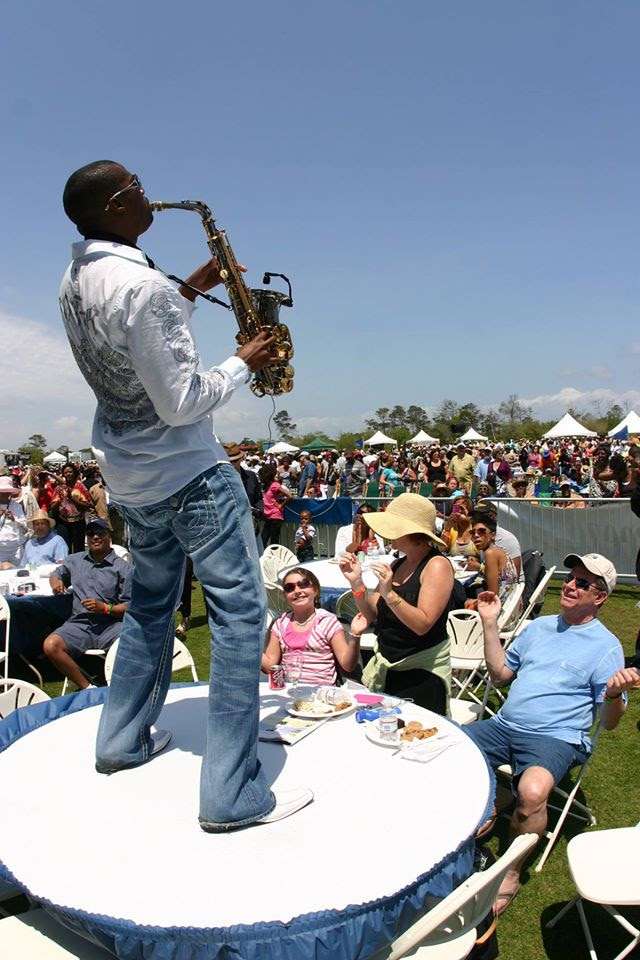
[
  {"x1": 257, "y1": 787, "x2": 314, "y2": 824},
  {"x1": 150, "y1": 729, "x2": 172, "y2": 756}
]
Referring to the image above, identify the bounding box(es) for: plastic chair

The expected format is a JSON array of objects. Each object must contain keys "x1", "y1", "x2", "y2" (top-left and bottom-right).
[
  {"x1": 264, "y1": 583, "x2": 290, "y2": 627},
  {"x1": 335, "y1": 590, "x2": 377, "y2": 651},
  {"x1": 0, "y1": 907, "x2": 114, "y2": 958},
  {"x1": 0, "y1": 596, "x2": 9, "y2": 682},
  {"x1": 546, "y1": 823, "x2": 640, "y2": 960},
  {"x1": 259, "y1": 544, "x2": 297, "y2": 586},
  {"x1": 110, "y1": 543, "x2": 131, "y2": 562},
  {"x1": 104, "y1": 636, "x2": 198, "y2": 685},
  {"x1": 0, "y1": 679, "x2": 50, "y2": 719},
  {"x1": 446, "y1": 610, "x2": 492, "y2": 721},
  {"x1": 417, "y1": 482, "x2": 433, "y2": 497},
  {"x1": 499, "y1": 720, "x2": 601, "y2": 873},
  {"x1": 61, "y1": 648, "x2": 107, "y2": 696},
  {"x1": 499, "y1": 566, "x2": 556, "y2": 645},
  {"x1": 369, "y1": 833, "x2": 538, "y2": 959},
  {"x1": 496, "y1": 582, "x2": 524, "y2": 632}
]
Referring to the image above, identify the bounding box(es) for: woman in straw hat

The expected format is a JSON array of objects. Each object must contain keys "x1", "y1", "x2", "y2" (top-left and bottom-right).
[
  {"x1": 22, "y1": 510, "x2": 69, "y2": 566},
  {"x1": 339, "y1": 493, "x2": 455, "y2": 715}
]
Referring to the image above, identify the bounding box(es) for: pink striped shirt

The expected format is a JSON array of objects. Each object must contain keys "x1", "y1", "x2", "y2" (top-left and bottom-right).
[{"x1": 272, "y1": 609, "x2": 343, "y2": 686}]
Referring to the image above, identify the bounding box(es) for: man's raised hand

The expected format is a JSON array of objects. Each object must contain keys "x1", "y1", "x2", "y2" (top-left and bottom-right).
[{"x1": 477, "y1": 591, "x2": 501, "y2": 622}]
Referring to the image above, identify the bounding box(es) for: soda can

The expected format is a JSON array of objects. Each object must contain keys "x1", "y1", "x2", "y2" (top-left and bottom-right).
[{"x1": 268, "y1": 665, "x2": 286, "y2": 690}]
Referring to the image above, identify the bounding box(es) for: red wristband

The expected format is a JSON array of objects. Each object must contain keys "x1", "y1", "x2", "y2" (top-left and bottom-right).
[{"x1": 352, "y1": 587, "x2": 366, "y2": 598}]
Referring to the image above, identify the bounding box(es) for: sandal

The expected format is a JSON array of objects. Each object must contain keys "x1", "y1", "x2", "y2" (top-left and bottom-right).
[{"x1": 493, "y1": 882, "x2": 520, "y2": 918}]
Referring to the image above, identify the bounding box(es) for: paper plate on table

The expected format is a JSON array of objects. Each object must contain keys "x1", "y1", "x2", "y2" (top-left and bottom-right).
[
  {"x1": 287, "y1": 698, "x2": 356, "y2": 720},
  {"x1": 364, "y1": 724, "x2": 443, "y2": 749}
]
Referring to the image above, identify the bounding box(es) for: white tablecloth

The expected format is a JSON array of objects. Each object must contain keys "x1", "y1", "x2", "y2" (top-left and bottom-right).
[{"x1": 0, "y1": 685, "x2": 492, "y2": 935}]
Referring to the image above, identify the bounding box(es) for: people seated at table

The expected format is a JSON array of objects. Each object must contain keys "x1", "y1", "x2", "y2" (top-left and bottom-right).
[
  {"x1": 464, "y1": 511, "x2": 519, "y2": 609},
  {"x1": 0, "y1": 475, "x2": 29, "y2": 569},
  {"x1": 295, "y1": 509, "x2": 316, "y2": 563},
  {"x1": 262, "y1": 567, "x2": 358, "y2": 685},
  {"x1": 22, "y1": 510, "x2": 68, "y2": 566},
  {"x1": 334, "y1": 503, "x2": 385, "y2": 557},
  {"x1": 339, "y1": 493, "x2": 455, "y2": 716},
  {"x1": 467, "y1": 555, "x2": 639, "y2": 915}
]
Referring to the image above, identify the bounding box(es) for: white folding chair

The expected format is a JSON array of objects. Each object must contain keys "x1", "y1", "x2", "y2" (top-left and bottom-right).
[
  {"x1": 0, "y1": 907, "x2": 114, "y2": 958},
  {"x1": 0, "y1": 678, "x2": 50, "y2": 719},
  {"x1": 446, "y1": 610, "x2": 493, "y2": 724},
  {"x1": 61, "y1": 649, "x2": 107, "y2": 696},
  {"x1": 499, "y1": 565, "x2": 556, "y2": 645},
  {"x1": 110, "y1": 543, "x2": 131, "y2": 562},
  {"x1": 104, "y1": 636, "x2": 198, "y2": 684},
  {"x1": 335, "y1": 590, "x2": 377, "y2": 651},
  {"x1": 369, "y1": 833, "x2": 538, "y2": 959},
  {"x1": 547, "y1": 823, "x2": 640, "y2": 960},
  {"x1": 259, "y1": 544, "x2": 297, "y2": 586},
  {"x1": 498, "y1": 720, "x2": 601, "y2": 873},
  {"x1": 0, "y1": 596, "x2": 10, "y2": 682},
  {"x1": 496, "y1": 582, "x2": 524, "y2": 632}
]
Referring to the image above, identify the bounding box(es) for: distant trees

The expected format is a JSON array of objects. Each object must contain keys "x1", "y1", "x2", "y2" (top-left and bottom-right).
[
  {"x1": 272, "y1": 410, "x2": 297, "y2": 440},
  {"x1": 17, "y1": 433, "x2": 48, "y2": 465}
]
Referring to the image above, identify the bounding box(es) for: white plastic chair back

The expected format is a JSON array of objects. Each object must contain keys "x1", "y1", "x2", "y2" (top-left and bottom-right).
[
  {"x1": 0, "y1": 679, "x2": 50, "y2": 719},
  {"x1": 265, "y1": 583, "x2": 290, "y2": 625},
  {"x1": 105, "y1": 636, "x2": 198, "y2": 684},
  {"x1": 380, "y1": 833, "x2": 538, "y2": 959},
  {"x1": 0, "y1": 595, "x2": 10, "y2": 681},
  {"x1": 110, "y1": 543, "x2": 131, "y2": 562},
  {"x1": 172, "y1": 636, "x2": 198, "y2": 681},
  {"x1": 260, "y1": 544, "x2": 297, "y2": 585},
  {"x1": 335, "y1": 590, "x2": 358, "y2": 624},
  {"x1": 497, "y1": 581, "x2": 524, "y2": 631},
  {"x1": 501, "y1": 566, "x2": 556, "y2": 645},
  {"x1": 446, "y1": 609, "x2": 484, "y2": 661}
]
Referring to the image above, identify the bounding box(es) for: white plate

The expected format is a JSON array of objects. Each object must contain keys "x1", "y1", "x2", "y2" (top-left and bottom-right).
[
  {"x1": 364, "y1": 723, "x2": 443, "y2": 749},
  {"x1": 287, "y1": 700, "x2": 356, "y2": 721}
]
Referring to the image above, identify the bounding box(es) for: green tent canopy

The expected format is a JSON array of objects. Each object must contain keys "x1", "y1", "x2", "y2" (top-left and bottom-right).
[{"x1": 303, "y1": 436, "x2": 336, "y2": 452}]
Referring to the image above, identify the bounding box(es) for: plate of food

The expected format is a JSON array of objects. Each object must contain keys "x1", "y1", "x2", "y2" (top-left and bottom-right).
[
  {"x1": 287, "y1": 695, "x2": 356, "y2": 720},
  {"x1": 364, "y1": 719, "x2": 441, "y2": 749}
]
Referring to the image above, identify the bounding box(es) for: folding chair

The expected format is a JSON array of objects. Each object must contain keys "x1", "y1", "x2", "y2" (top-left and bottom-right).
[
  {"x1": 0, "y1": 678, "x2": 50, "y2": 719},
  {"x1": 104, "y1": 636, "x2": 198, "y2": 684},
  {"x1": 546, "y1": 823, "x2": 640, "y2": 960},
  {"x1": 0, "y1": 596, "x2": 10, "y2": 683},
  {"x1": 369, "y1": 833, "x2": 538, "y2": 959},
  {"x1": 0, "y1": 907, "x2": 114, "y2": 958},
  {"x1": 61, "y1": 648, "x2": 107, "y2": 696},
  {"x1": 446, "y1": 610, "x2": 495, "y2": 725},
  {"x1": 498, "y1": 720, "x2": 601, "y2": 873},
  {"x1": 499, "y1": 565, "x2": 556, "y2": 645},
  {"x1": 335, "y1": 590, "x2": 377, "y2": 652},
  {"x1": 259, "y1": 544, "x2": 297, "y2": 586}
]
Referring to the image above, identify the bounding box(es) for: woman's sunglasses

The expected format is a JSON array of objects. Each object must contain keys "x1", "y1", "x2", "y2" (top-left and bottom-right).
[{"x1": 283, "y1": 578, "x2": 312, "y2": 593}]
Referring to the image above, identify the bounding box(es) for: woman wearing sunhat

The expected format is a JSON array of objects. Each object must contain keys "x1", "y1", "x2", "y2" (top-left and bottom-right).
[
  {"x1": 22, "y1": 510, "x2": 69, "y2": 566},
  {"x1": 339, "y1": 493, "x2": 455, "y2": 715}
]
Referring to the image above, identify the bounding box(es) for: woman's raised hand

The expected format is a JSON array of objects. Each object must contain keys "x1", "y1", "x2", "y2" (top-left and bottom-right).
[{"x1": 338, "y1": 551, "x2": 362, "y2": 584}]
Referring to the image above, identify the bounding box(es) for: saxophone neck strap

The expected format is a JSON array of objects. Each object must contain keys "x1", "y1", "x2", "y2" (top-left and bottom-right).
[{"x1": 144, "y1": 254, "x2": 230, "y2": 309}]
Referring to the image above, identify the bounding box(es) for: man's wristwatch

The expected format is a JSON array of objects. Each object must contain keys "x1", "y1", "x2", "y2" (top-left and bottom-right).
[{"x1": 604, "y1": 691, "x2": 622, "y2": 701}]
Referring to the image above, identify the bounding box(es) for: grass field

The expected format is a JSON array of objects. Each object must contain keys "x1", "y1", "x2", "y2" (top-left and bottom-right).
[{"x1": 41, "y1": 581, "x2": 640, "y2": 958}]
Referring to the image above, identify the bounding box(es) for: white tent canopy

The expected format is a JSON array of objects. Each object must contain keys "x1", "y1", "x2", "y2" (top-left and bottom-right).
[
  {"x1": 266, "y1": 441, "x2": 299, "y2": 454},
  {"x1": 364, "y1": 431, "x2": 398, "y2": 446},
  {"x1": 409, "y1": 429, "x2": 438, "y2": 444},
  {"x1": 543, "y1": 413, "x2": 597, "y2": 439},
  {"x1": 459, "y1": 428, "x2": 488, "y2": 443},
  {"x1": 608, "y1": 410, "x2": 640, "y2": 437},
  {"x1": 43, "y1": 451, "x2": 67, "y2": 465}
]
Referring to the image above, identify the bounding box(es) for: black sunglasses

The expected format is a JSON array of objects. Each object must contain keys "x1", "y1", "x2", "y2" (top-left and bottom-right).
[
  {"x1": 283, "y1": 578, "x2": 312, "y2": 593},
  {"x1": 564, "y1": 573, "x2": 602, "y2": 593}
]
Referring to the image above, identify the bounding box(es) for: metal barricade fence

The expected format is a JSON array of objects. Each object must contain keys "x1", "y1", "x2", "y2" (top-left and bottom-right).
[{"x1": 280, "y1": 496, "x2": 640, "y2": 582}]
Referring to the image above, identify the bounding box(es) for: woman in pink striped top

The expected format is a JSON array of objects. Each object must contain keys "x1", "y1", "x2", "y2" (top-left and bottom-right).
[{"x1": 262, "y1": 568, "x2": 361, "y2": 686}]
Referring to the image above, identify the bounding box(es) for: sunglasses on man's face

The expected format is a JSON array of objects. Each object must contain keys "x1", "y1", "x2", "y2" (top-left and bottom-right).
[
  {"x1": 283, "y1": 578, "x2": 312, "y2": 593},
  {"x1": 104, "y1": 174, "x2": 144, "y2": 212},
  {"x1": 564, "y1": 573, "x2": 603, "y2": 593}
]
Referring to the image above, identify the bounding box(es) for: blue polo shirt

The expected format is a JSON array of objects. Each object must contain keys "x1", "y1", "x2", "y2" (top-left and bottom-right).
[
  {"x1": 496, "y1": 614, "x2": 624, "y2": 748},
  {"x1": 23, "y1": 532, "x2": 68, "y2": 566}
]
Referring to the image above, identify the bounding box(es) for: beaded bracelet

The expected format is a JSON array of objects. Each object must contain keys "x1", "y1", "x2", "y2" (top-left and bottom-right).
[{"x1": 351, "y1": 587, "x2": 366, "y2": 599}]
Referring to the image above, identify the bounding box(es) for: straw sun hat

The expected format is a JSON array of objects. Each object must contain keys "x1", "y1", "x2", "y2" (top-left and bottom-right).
[
  {"x1": 32, "y1": 508, "x2": 56, "y2": 529},
  {"x1": 363, "y1": 493, "x2": 445, "y2": 547}
]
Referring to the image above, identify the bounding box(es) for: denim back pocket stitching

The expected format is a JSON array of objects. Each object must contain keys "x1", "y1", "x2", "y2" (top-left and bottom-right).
[{"x1": 172, "y1": 480, "x2": 219, "y2": 552}]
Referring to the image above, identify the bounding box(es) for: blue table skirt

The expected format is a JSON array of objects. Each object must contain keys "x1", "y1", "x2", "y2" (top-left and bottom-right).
[{"x1": 0, "y1": 688, "x2": 495, "y2": 960}]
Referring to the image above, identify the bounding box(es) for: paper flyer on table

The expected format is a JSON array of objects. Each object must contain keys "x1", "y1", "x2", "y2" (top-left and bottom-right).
[{"x1": 259, "y1": 709, "x2": 331, "y2": 745}]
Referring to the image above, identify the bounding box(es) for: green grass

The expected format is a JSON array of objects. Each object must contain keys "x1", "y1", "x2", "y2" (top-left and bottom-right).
[{"x1": 41, "y1": 581, "x2": 640, "y2": 958}]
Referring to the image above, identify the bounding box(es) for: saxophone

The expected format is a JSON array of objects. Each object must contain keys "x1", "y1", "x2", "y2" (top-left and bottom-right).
[{"x1": 150, "y1": 199, "x2": 294, "y2": 397}]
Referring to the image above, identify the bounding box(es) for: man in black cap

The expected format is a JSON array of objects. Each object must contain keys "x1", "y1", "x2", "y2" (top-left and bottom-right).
[{"x1": 42, "y1": 518, "x2": 132, "y2": 689}]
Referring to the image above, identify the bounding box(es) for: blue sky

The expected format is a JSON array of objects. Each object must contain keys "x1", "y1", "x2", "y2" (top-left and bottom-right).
[{"x1": 2, "y1": 1, "x2": 639, "y2": 449}]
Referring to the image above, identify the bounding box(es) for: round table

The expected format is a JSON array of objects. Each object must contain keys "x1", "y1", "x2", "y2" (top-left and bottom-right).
[
  {"x1": 0, "y1": 685, "x2": 494, "y2": 960},
  {"x1": 0, "y1": 564, "x2": 56, "y2": 598}
]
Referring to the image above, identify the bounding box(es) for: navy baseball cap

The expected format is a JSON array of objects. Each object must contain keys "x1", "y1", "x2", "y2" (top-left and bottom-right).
[{"x1": 86, "y1": 517, "x2": 111, "y2": 533}]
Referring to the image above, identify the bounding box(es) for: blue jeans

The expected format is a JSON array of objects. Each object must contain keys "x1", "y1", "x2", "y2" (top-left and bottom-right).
[{"x1": 95, "y1": 463, "x2": 275, "y2": 829}]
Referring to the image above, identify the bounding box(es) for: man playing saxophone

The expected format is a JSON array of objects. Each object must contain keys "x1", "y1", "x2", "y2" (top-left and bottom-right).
[{"x1": 59, "y1": 160, "x2": 313, "y2": 830}]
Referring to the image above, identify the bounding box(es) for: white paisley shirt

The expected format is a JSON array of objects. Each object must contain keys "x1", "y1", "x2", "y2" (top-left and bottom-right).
[{"x1": 59, "y1": 240, "x2": 250, "y2": 506}]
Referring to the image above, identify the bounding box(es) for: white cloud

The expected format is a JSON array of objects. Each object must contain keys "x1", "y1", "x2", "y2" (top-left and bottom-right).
[{"x1": 525, "y1": 386, "x2": 640, "y2": 416}]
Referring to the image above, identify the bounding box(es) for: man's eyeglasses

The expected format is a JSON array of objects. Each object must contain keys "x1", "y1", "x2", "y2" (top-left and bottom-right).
[
  {"x1": 104, "y1": 175, "x2": 143, "y2": 212},
  {"x1": 564, "y1": 573, "x2": 603, "y2": 593},
  {"x1": 283, "y1": 578, "x2": 312, "y2": 593}
]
